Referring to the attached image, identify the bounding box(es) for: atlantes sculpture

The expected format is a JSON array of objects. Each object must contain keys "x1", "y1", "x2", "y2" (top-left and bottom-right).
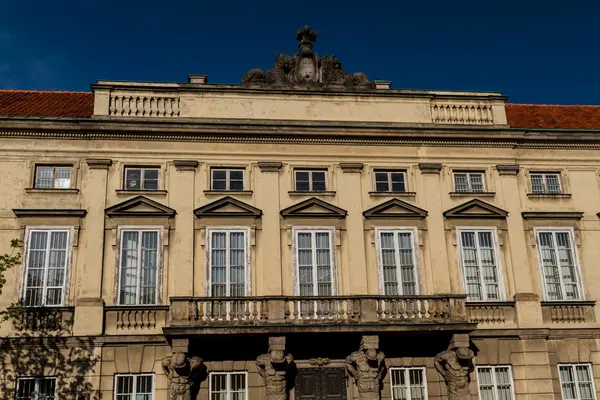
[{"x1": 242, "y1": 26, "x2": 374, "y2": 89}]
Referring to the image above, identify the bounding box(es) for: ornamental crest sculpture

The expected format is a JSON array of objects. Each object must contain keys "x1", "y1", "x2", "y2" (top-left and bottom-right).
[
  {"x1": 434, "y1": 334, "x2": 475, "y2": 400},
  {"x1": 242, "y1": 25, "x2": 374, "y2": 89},
  {"x1": 345, "y1": 335, "x2": 387, "y2": 400}
]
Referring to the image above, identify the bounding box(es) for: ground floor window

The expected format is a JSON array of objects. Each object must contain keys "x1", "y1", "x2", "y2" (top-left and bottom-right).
[
  {"x1": 115, "y1": 374, "x2": 153, "y2": 400},
  {"x1": 559, "y1": 364, "x2": 597, "y2": 400},
  {"x1": 209, "y1": 372, "x2": 247, "y2": 400},
  {"x1": 390, "y1": 367, "x2": 427, "y2": 400},
  {"x1": 476, "y1": 366, "x2": 515, "y2": 400},
  {"x1": 16, "y1": 377, "x2": 56, "y2": 400}
]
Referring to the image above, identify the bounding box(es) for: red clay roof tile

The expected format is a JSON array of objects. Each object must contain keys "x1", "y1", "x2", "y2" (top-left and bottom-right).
[
  {"x1": 0, "y1": 90, "x2": 93, "y2": 118},
  {"x1": 506, "y1": 103, "x2": 600, "y2": 130}
]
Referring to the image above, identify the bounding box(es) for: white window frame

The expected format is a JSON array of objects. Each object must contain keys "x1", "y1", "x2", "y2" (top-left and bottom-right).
[
  {"x1": 34, "y1": 165, "x2": 72, "y2": 189},
  {"x1": 210, "y1": 168, "x2": 245, "y2": 191},
  {"x1": 206, "y1": 227, "x2": 252, "y2": 297},
  {"x1": 116, "y1": 226, "x2": 162, "y2": 306},
  {"x1": 375, "y1": 228, "x2": 421, "y2": 296},
  {"x1": 373, "y1": 170, "x2": 407, "y2": 193},
  {"x1": 453, "y1": 171, "x2": 485, "y2": 192},
  {"x1": 123, "y1": 166, "x2": 160, "y2": 191},
  {"x1": 16, "y1": 377, "x2": 57, "y2": 400},
  {"x1": 558, "y1": 364, "x2": 597, "y2": 400},
  {"x1": 292, "y1": 227, "x2": 337, "y2": 296},
  {"x1": 389, "y1": 367, "x2": 428, "y2": 400},
  {"x1": 456, "y1": 227, "x2": 506, "y2": 302},
  {"x1": 293, "y1": 169, "x2": 328, "y2": 192},
  {"x1": 113, "y1": 373, "x2": 154, "y2": 400},
  {"x1": 209, "y1": 372, "x2": 248, "y2": 400},
  {"x1": 476, "y1": 365, "x2": 516, "y2": 400},
  {"x1": 535, "y1": 228, "x2": 584, "y2": 301},
  {"x1": 21, "y1": 227, "x2": 73, "y2": 307},
  {"x1": 530, "y1": 172, "x2": 562, "y2": 194}
]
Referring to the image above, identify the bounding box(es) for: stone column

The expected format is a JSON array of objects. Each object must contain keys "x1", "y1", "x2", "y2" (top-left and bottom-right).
[
  {"x1": 345, "y1": 335, "x2": 387, "y2": 400},
  {"x1": 162, "y1": 349, "x2": 204, "y2": 400},
  {"x1": 434, "y1": 334, "x2": 474, "y2": 400},
  {"x1": 256, "y1": 336, "x2": 294, "y2": 400}
]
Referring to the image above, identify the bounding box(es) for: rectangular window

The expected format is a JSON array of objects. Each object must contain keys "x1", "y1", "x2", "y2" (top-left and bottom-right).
[
  {"x1": 558, "y1": 364, "x2": 596, "y2": 400},
  {"x1": 530, "y1": 173, "x2": 562, "y2": 194},
  {"x1": 209, "y1": 230, "x2": 248, "y2": 297},
  {"x1": 374, "y1": 170, "x2": 406, "y2": 192},
  {"x1": 378, "y1": 230, "x2": 418, "y2": 295},
  {"x1": 23, "y1": 229, "x2": 70, "y2": 307},
  {"x1": 34, "y1": 166, "x2": 71, "y2": 189},
  {"x1": 209, "y1": 372, "x2": 247, "y2": 400},
  {"x1": 16, "y1": 377, "x2": 56, "y2": 400},
  {"x1": 211, "y1": 168, "x2": 245, "y2": 191},
  {"x1": 477, "y1": 366, "x2": 515, "y2": 400},
  {"x1": 294, "y1": 169, "x2": 327, "y2": 192},
  {"x1": 295, "y1": 230, "x2": 334, "y2": 296},
  {"x1": 124, "y1": 167, "x2": 160, "y2": 190},
  {"x1": 537, "y1": 230, "x2": 582, "y2": 301},
  {"x1": 458, "y1": 229, "x2": 503, "y2": 301},
  {"x1": 118, "y1": 229, "x2": 160, "y2": 305},
  {"x1": 390, "y1": 367, "x2": 427, "y2": 400},
  {"x1": 115, "y1": 374, "x2": 154, "y2": 400},
  {"x1": 453, "y1": 172, "x2": 485, "y2": 193}
]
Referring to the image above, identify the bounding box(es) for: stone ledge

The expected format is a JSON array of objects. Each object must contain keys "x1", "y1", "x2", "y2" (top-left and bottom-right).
[{"x1": 25, "y1": 188, "x2": 79, "y2": 194}]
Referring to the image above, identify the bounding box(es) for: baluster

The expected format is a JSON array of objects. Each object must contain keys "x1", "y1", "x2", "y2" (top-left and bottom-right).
[
  {"x1": 260, "y1": 299, "x2": 268, "y2": 321},
  {"x1": 333, "y1": 300, "x2": 340, "y2": 320},
  {"x1": 252, "y1": 300, "x2": 259, "y2": 320},
  {"x1": 196, "y1": 301, "x2": 204, "y2": 323},
  {"x1": 245, "y1": 299, "x2": 251, "y2": 321},
  {"x1": 158, "y1": 98, "x2": 165, "y2": 117},
  {"x1": 109, "y1": 96, "x2": 116, "y2": 116},
  {"x1": 293, "y1": 301, "x2": 299, "y2": 320},
  {"x1": 116, "y1": 311, "x2": 123, "y2": 329},
  {"x1": 174, "y1": 98, "x2": 180, "y2": 116},
  {"x1": 284, "y1": 300, "x2": 291, "y2": 320},
  {"x1": 165, "y1": 99, "x2": 173, "y2": 117},
  {"x1": 422, "y1": 300, "x2": 430, "y2": 319},
  {"x1": 134, "y1": 96, "x2": 141, "y2": 116},
  {"x1": 309, "y1": 301, "x2": 315, "y2": 320},
  {"x1": 326, "y1": 300, "x2": 333, "y2": 319},
  {"x1": 115, "y1": 96, "x2": 123, "y2": 116}
]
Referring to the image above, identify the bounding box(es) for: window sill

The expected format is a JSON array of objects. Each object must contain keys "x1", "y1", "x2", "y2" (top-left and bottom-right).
[
  {"x1": 527, "y1": 193, "x2": 572, "y2": 199},
  {"x1": 288, "y1": 190, "x2": 336, "y2": 196},
  {"x1": 116, "y1": 190, "x2": 167, "y2": 196},
  {"x1": 104, "y1": 305, "x2": 169, "y2": 310},
  {"x1": 25, "y1": 188, "x2": 79, "y2": 194},
  {"x1": 368, "y1": 191, "x2": 416, "y2": 197},
  {"x1": 449, "y1": 191, "x2": 495, "y2": 197},
  {"x1": 466, "y1": 300, "x2": 515, "y2": 306},
  {"x1": 20, "y1": 305, "x2": 75, "y2": 311},
  {"x1": 541, "y1": 300, "x2": 596, "y2": 306},
  {"x1": 203, "y1": 190, "x2": 253, "y2": 195}
]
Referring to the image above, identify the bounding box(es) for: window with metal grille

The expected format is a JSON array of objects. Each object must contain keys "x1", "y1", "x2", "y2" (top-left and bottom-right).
[
  {"x1": 115, "y1": 374, "x2": 154, "y2": 400},
  {"x1": 16, "y1": 377, "x2": 56, "y2": 400},
  {"x1": 34, "y1": 166, "x2": 71, "y2": 189},
  {"x1": 295, "y1": 230, "x2": 334, "y2": 296},
  {"x1": 294, "y1": 169, "x2": 327, "y2": 191},
  {"x1": 537, "y1": 230, "x2": 582, "y2": 301},
  {"x1": 209, "y1": 372, "x2": 247, "y2": 400},
  {"x1": 378, "y1": 230, "x2": 418, "y2": 295},
  {"x1": 390, "y1": 367, "x2": 427, "y2": 400},
  {"x1": 124, "y1": 167, "x2": 160, "y2": 190},
  {"x1": 453, "y1": 172, "x2": 485, "y2": 192},
  {"x1": 209, "y1": 230, "x2": 248, "y2": 297},
  {"x1": 476, "y1": 366, "x2": 515, "y2": 400},
  {"x1": 374, "y1": 170, "x2": 407, "y2": 192},
  {"x1": 23, "y1": 229, "x2": 70, "y2": 307},
  {"x1": 458, "y1": 229, "x2": 503, "y2": 301},
  {"x1": 118, "y1": 229, "x2": 160, "y2": 305},
  {"x1": 530, "y1": 173, "x2": 562, "y2": 194},
  {"x1": 558, "y1": 364, "x2": 597, "y2": 400},
  {"x1": 211, "y1": 168, "x2": 245, "y2": 191}
]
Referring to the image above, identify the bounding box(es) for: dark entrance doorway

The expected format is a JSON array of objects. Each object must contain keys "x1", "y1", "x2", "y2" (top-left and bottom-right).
[{"x1": 295, "y1": 367, "x2": 347, "y2": 400}]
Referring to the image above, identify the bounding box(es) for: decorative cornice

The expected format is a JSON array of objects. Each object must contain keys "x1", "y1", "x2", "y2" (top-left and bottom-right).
[
  {"x1": 13, "y1": 209, "x2": 87, "y2": 218},
  {"x1": 496, "y1": 164, "x2": 520, "y2": 175},
  {"x1": 194, "y1": 196, "x2": 262, "y2": 218},
  {"x1": 418, "y1": 163, "x2": 442, "y2": 174},
  {"x1": 339, "y1": 162, "x2": 364, "y2": 173},
  {"x1": 522, "y1": 211, "x2": 583, "y2": 220},
  {"x1": 363, "y1": 198, "x2": 428, "y2": 219},
  {"x1": 280, "y1": 197, "x2": 347, "y2": 219},
  {"x1": 258, "y1": 162, "x2": 283, "y2": 172},
  {"x1": 85, "y1": 158, "x2": 112, "y2": 169},
  {"x1": 105, "y1": 196, "x2": 176, "y2": 218},
  {"x1": 443, "y1": 199, "x2": 508, "y2": 219},
  {"x1": 173, "y1": 160, "x2": 199, "y2": 171}
]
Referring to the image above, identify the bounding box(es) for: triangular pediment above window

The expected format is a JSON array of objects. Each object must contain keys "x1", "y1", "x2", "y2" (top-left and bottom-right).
[
  {"x1": 105, "y1": 196, "x2": 176, "y2": 218},
  {"x1": 363, "y1": 198, "x2": 428, "y2": 219},
  {"x1": 194, "y1": 196, "x2": 262, "y2": 218},
  {"x1": 280, "y1": 197, "x2": 347, "y2": 219},
  {"x1": 443, "y1": 199, "x2": 508, "y2": 219}
]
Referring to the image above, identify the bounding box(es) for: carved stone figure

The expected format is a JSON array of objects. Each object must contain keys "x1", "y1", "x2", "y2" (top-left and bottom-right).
[
  {"x1": 162, "y1": 353, "x2": 204, "y2": 400},
  {"x1": 256, "y1": 337, "x2": 294, "y2": 400},
  {"x1": 345, "y1": 336, "x2": 387, "y2": 400},
  {"x1": 242, "y1": 68, "x2": 266, "y2": 84},
  {"x1": 434, "y1": 334, "x2": 475, "y2": 400}
]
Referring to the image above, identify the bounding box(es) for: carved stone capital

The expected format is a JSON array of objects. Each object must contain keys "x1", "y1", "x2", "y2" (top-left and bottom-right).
[
  {"x1": 162, "y1": 353, "x2": 204, "y2": 400},
  {"x1": 434, "y1": 334, "x2": 474, "y2": 400},
  {"x1": 256, "y1": 337, "x2": 294, "y2": 400},
  {"x1": 339, "y1": 163, "x2": 364, "y2": 173},
  {"x1": 85, "y1": 158, "x2": 113, "y2": 170},
  {"x1": 418, "y1": 163, "x2": 443, "y2": 174},
  {"x1": 173, "y1": 160, "x2": 199, "y2": 171},
  {"x1": 258, "y1": 162, "x2": 283, "y2": 172},
  {"x1": 496, "y1": 164, "x2": 520, "y2": 175},
  {"x1": 345, "y1": 335, "x2": 387, "y2": 400}
]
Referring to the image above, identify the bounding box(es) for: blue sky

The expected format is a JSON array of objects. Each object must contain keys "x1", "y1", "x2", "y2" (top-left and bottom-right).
[{"x1": 0, "y1": 0, "x2": 598, "y2": 104}]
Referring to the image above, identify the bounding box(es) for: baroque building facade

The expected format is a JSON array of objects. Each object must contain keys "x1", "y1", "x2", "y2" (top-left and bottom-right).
[{"x1": 1, "y1": 26, "x2": 600, "y2": 400}]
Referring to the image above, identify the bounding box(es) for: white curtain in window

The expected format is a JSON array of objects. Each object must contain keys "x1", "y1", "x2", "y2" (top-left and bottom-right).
[
  {"x1": 379, "y1": 231, "x2": 416, "y2": 296},
  {"x1": 210, "y1": 231, "x2": 246, "y2": 297},
  {"x1": 119, "y1": 230, "x2": 159, "y2": 305},
  {"x1": 460, "y1": 231, "x2": 500, "y2": 301}
]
